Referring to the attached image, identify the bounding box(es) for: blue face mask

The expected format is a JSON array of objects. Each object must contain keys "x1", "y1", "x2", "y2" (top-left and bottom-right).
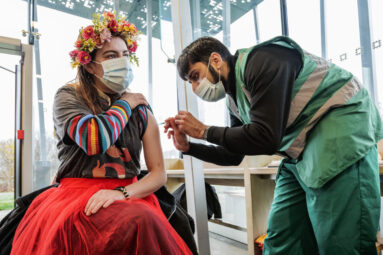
[
  {"x1": 195, "y1": 57, "x2": 226, "y2": 102},
  {"x1": 94, "y1": 56, "x2": 134, "y2": 93}
]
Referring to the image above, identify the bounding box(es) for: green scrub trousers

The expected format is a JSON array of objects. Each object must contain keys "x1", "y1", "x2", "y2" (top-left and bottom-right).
[{"x1": 263, "y1": 146, "x2": 380, "y2": 255}]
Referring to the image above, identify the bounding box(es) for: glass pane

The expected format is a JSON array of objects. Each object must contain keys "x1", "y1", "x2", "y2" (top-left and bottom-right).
[
  {"x1": 0, "y1": 0, "x2": 28, "y2": 44},
  {"x1": 286, "y1": 0, "x2": 321, "y2": 56},
  {"x1": 230, "y1": 9, "x2": 256, "y2": 50},
  {"x1": 257, "y1": 0, "x2": 282, "y2": 41},
  {"x1": 0, "y1": 53, "x2": 18, "y2": 213},
  {"x1": 326, "y1": 1, "x2": 362, "y2": 81},
  {"x1": 371, "y1": 0, "x2": 383, "y2": 112},
  {"x1": 151, "y1": 0, "x2": 179, "y2": 159},
  {"x1": 32, "y1": 4, "x2": 92, "y2": 190}
]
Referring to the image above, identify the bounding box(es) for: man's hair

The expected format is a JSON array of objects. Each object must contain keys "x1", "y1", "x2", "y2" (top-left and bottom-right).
[{"x1": 177, "y1": 36, "x2": 231, "y2": 81}]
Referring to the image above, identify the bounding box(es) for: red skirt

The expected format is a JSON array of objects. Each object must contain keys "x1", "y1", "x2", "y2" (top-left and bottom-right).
[{"x1": 11, "y1": 178, "x2": 192, "y2": 255}]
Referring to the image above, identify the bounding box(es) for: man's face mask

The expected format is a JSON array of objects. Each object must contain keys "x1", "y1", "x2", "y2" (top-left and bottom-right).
[
  {"x1": 94, "y1": 56, "x2": 134, "y2": 94},
  {"x1": 194, "y1": 55, "x2": 226, "y2": 102}
]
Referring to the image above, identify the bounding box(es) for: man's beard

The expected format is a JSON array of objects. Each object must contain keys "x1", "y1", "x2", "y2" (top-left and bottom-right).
[{"x1": 208, "y1": 65, "x2": 229, "y2": 91}]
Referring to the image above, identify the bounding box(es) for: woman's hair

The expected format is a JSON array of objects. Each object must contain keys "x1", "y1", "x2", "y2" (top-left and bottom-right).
[
  {"x1": 73, "y1": 34, "x2": 127, "y2": 114},
  {"x1": 177, "y1": 36, "x2": 231, "y2": 81}
]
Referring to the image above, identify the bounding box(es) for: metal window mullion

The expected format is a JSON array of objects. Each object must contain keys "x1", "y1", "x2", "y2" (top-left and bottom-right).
[
  {"x1": 280, "y1": 0, "x2": 288, "y2": 36},
  {"x1": 146, "y1": 0, "x2": 153, "y2": 106},
  {"x1": 320, "y1": 0, "x2": 328, "y2": 60},
  {"x1": 253, "y1": 5, "x2": 260, "y2": 44},
  {"x1": 357, "y1": 0, "x2": 378, "y2": 104},
  {"x1": 191, "y1": 0, "x2": 201, "y2": 40},
  {"x1": 222, "y1": 0, "x2": 231, "y2": 126},
  {"x1": 222, "y1": 0, "x2": 231, "y2": 47},
  {"x1": 14, "y1": 64, "x2": 22, "y2": 199},
  {"x1": 114, "y1": 0, "x2": 119, "y2": 13}
]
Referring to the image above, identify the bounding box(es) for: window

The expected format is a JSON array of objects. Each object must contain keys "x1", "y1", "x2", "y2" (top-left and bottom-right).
[
  {"x1": 326, "y1": 1, "x2": 362, "y2": 81},
  {"x1": 32, "y1": 5, "x2": 91, "y2": 189},
  {"x1": 257, "y1": 0, "x2": 282, "y2": 42},
  {"x1": 286, "y1": 0, "x2": 321, "y2": 56},
  {"x1": 370, "y1": 0, "x2": 383, "y2": 112},
  {"x1": 152, "y1": 0, "x2": 179, "y2": 158},
  {"x1": 230, "y1": 9, "x2": 256, "y2": 51},
  {"x1": 0, "y1": 0, "x2": 27, "y2": 207}
]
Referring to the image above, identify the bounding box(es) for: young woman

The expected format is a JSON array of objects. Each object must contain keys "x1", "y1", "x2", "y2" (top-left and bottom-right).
[{"x1": 11, "y1": 12, "x2": 192, "y2": 255}]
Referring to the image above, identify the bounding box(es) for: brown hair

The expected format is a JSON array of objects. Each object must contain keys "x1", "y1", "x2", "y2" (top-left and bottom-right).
[
  {"x1": 75, "y1": 61, "x2": 104, "y2": 114},
  {"x1": 72, "y1": 34, "x2": 128, "y2": 114}
]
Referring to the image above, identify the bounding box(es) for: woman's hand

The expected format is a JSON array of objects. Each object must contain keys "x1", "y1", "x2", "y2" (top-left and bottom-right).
[
  {"x1": 120, "y1": 91, "x2": 148, "y2": 109},
  {"x1": 164, "y1": 117, "x2": 190, "y2": 152},
  {"x1": 84, "y1": 189, "x2": 125, "y2": 216}
]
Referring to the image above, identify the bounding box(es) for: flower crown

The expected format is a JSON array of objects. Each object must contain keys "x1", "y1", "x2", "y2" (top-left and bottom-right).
[{"x1": 70, "y1": 11, "x2": 140, "y2": 69}]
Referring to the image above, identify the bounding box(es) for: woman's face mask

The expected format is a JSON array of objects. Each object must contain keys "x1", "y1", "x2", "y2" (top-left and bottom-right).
[
  {"x1": 195, "y1": 56, "x2": 226, "y2": 102},
  {"x1": 94, "y1": 56, "x2": 134, "y2": 93}
]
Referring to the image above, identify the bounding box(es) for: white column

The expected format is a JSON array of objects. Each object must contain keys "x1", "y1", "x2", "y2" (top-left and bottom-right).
[
  {"x1": 21, "y1": 44, "x2": 34, "y2": 195},
  {"x1": 171, "y1": 0, "x2": 211, "y2": 254}
]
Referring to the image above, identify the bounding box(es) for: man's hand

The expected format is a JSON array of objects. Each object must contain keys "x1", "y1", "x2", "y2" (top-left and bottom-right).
[
  {"x1": 84, "y1": 189, "x2": 125, "y2": 216},
  {"x1": 164, "y1": 117, "x2": 190, "y2": 152},
  {"x1": 174, "y1": 111, "x2": 208, "y2": 139}
]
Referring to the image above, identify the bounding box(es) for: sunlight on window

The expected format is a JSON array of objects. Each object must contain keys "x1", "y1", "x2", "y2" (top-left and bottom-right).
[
  {"x1": 371, "y1": 0, "x2": 383, "y2": 113},
  {"x1": 286, "y1": 0, "x2": 321, "y2": 56}
]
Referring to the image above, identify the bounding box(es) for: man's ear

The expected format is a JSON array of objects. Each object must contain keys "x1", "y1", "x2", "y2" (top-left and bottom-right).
[{"x1": 210, "y1": 52, "x2": 223, "y2": 70}]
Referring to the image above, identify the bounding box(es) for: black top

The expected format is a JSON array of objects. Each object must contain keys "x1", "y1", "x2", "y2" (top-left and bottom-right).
[
  {"x1": 53, "y1": 85, "x2": 149, "y2": 182},
  {"x1": 185, "y1": 44, "x2": 303, "y2": 165}
]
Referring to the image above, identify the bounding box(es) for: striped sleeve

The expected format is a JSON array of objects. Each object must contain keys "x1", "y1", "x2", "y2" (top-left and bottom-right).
[
  {"x1": 66, "y1": 100, "x2": 132, "y2": 155},
  {"x1": 136, "y1": 105, "x2": 152, "y2": 138}
]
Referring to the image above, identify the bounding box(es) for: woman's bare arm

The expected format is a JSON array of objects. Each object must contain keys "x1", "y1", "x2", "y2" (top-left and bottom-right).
[
  {"x1": 122, "y1": 111, "x2": 166, "y2": 198},
  {"x1": 84, "y1": 110, "x2": 166, "y2": 216}
]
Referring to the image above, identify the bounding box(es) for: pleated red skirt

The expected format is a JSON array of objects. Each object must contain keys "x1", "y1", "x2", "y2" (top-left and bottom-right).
[{"x1": 11, "y1": 178, "x2": 192, "y2": 255}]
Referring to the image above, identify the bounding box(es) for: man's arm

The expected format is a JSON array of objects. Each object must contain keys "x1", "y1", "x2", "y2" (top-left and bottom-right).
[
  {"x1": 207, "y1": 44, "x2": 303, "y2": 155},
  {"x1": 183, "y1": 142, "x2": 244, "y2": 166},
  {"x1": 166, "y1": 112, "x2": 244, "y2": 166},
  {"x1": 184, "y1": 112, "x2": 244, "y2": 166}
]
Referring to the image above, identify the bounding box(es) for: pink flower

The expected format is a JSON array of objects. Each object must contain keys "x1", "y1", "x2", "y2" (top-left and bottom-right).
[
  {"x1": 69, "y1": 50, "x2": 79, "y2": 58},
  {"x1": 129, "y1": 41, "x2": 137, "y2": 53},
  {"x1": 75, "y1": 39, "x2": 83, "y2": 48},
  {"x1": 99, "y1": 28, "x2": 111, "y2": 44},
  {"x1": 108, "y1": 20, "x2": 118, "y2": 33},
  {"x1": 82, "y1": 26, "x2": 95, "y2": 40},
  {"x1": 94, "y1": 34, "x2": 103, "y2": 48},
  {"x1": 104, "y1": 12, "x2": 115, "y2": 20},
  {"x1": 77, "y1": 51, "x2": 91, "y2": 65}
]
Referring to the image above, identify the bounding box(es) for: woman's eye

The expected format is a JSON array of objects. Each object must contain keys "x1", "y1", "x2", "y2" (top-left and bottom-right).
[{"x1": 106, "y1": 54, "x2": 116, "y2": 59}]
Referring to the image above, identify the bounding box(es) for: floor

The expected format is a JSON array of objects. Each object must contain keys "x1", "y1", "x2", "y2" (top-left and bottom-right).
[
  {"x1": 209, "y1": 232, "x2": 248, "y2": 255},
  {"x1": 1, "y1": 209, "x2": 248, "y2": 255}
]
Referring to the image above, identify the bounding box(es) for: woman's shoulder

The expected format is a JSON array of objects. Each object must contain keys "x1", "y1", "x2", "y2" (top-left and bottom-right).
[
  {"x1": 53, "y1": 83, "x2": 86, "y2": 110},
  {"x1": 54, "y1": 83, "x2": 81, "y2": 104},
  {"x1": 55, "y1": 83, "x2": 77, "y2": 97}
]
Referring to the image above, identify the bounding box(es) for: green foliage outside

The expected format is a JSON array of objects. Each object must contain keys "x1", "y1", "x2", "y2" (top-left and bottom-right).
[
  {"x1": 0, "y1": 192, "x2": 14, "y2": 210},
  {"x1": 0, "y1": 139, "x2": 14, "y2": 193}
]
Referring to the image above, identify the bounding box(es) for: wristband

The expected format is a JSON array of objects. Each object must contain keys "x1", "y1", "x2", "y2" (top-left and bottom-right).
[{"x1": 114, "y1": 186, "x2": 130, "y2": 198}]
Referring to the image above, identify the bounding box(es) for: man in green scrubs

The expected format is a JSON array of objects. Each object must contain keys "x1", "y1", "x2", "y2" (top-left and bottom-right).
[{"x1": 165, "y1": 36, "x2": 383, "y2": 254}]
